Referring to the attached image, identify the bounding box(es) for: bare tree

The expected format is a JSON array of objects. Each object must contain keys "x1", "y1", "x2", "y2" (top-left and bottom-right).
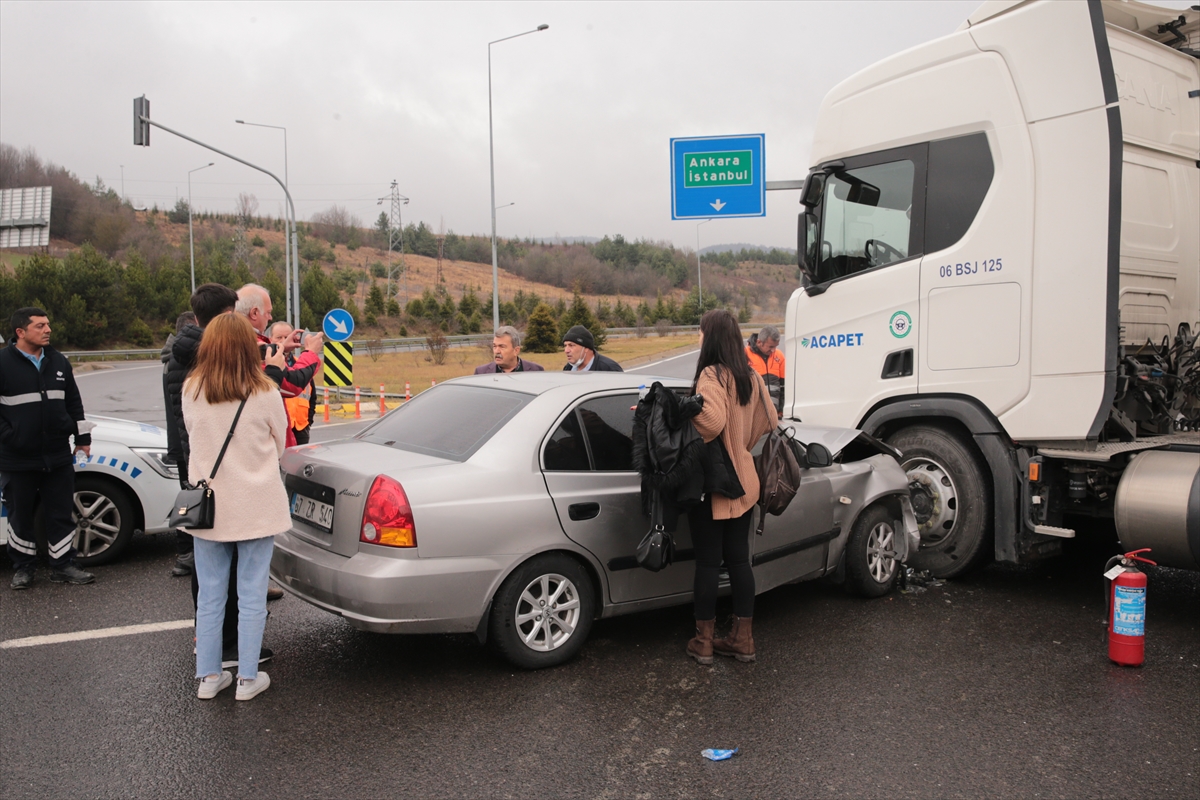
[
  {"x1": 235, "y1": 192, "x2": 259, "y2": 224},
  {"x1": 311, "y1": 205, "x2": 361, "y2": 245}
]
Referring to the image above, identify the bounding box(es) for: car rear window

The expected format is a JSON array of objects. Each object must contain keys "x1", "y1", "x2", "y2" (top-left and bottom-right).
[{"x1": 357, "y1": 385, "x2": 534, "y2": 461}]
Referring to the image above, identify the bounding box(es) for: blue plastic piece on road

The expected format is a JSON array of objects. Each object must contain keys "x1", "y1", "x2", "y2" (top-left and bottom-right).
[{"x1": 701, "y1": 748, "x2": 739, "y2": 761}]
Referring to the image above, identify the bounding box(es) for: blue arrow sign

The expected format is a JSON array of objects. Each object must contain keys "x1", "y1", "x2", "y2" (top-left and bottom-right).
[
  {"x1": 322, "y1": 308, "x2": 355, "y2": 342},
  {"x1": 671, "y1": 134, "x2": 765, "y2": 220}
]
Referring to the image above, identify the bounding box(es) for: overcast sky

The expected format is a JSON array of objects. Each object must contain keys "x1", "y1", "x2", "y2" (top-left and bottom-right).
[{"x1": 3, "y1": 0, "x2": 1163, "y2": 251}]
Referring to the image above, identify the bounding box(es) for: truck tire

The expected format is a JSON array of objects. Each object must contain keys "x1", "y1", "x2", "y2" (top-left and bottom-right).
[{"x1": 888, "y1": 425, "x2": 992, "y2": 579}]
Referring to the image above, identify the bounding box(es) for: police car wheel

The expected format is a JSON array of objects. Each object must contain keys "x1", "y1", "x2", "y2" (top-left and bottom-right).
[{"x1": 68, "y1": 476, "x2": 137, "y2": 566}]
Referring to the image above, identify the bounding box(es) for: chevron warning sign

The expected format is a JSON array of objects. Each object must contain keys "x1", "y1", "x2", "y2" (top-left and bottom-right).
[{"x1": 323, "y1": 341, "x2": 353, "y2": 387}]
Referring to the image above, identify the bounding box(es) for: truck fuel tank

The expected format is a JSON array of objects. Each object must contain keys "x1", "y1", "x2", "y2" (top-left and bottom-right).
[{"x1": 1114, "y1": 451, "x2": 1200, "y2": 570}]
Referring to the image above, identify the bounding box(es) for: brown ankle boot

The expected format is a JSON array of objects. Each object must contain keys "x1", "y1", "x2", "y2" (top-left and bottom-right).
[
  {"x1": 687, "y1": 619, "x2": 715, "y2": 665},
  {"x1": 713, "y1": 616, "x2": 755, "y2": 662}
]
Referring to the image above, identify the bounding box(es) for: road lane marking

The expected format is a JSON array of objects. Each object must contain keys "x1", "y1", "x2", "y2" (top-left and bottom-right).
[
  {"x1": 624, "y1": 350, "x2": 700, "y2": 371},
  {"x1": 0, "y1": 618, "x2": 193, "y2": 649}
]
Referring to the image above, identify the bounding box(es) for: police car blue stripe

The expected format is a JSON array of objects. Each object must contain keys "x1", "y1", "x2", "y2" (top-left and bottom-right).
[
  {"x1": 120, "y1": 462, "x2": 129, "y2": 472},
  {"x1": 130, "y1": 468, "x2": 142, "y2": 478}
]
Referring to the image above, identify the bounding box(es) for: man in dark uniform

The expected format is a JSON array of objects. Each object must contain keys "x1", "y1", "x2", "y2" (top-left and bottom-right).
[
  {"x1": 1, "y1": 307, "x2": 94, "y2": 589},
  {"x1": 562, "y1": 325, "x2": 622, "y2": 372}
]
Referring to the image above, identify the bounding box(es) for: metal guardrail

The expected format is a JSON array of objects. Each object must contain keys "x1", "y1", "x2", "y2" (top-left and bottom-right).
[{"x1": 59, "y1": 325, "x2": 717, "y2": 361}]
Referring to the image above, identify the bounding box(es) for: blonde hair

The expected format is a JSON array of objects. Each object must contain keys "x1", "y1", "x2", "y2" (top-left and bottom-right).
[{"x1": 186, "y1": 313, "x2": 275, "y2": 404}]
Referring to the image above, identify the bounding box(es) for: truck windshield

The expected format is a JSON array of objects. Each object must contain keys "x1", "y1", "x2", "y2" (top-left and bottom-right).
[{"x1": 817, "y1": 159, "x2": 915, "y2": 283}]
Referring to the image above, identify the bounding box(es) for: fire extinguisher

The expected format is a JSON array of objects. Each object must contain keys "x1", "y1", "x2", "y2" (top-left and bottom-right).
[{"x1": 1104, "y1": 548, "x2": 1156, "y2": 667}]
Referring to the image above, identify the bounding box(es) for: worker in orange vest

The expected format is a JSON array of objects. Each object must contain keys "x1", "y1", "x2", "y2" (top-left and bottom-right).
[{"x1": 746, "y1": 324, "x2": 785, "y2": 413}]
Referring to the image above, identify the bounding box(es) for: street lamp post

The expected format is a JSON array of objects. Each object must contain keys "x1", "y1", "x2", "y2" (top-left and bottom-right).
[
  {"x1": 187, "y1": 162, "x2": 214, "y2": 293},
  {"x1": 236, "y1": 119, "x2": 296, "y2": 328},
  {"x1": 489, "y1": 23, "x2": 548, "y2": 331},
  {"x1": 696, "y1": 218, "x2": 712, "y2": 317}
]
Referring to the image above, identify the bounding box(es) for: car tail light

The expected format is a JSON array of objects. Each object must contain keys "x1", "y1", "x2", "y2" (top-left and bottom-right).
[{"x1": 360, "y1": 475, "x2": 416, "y2": 547}]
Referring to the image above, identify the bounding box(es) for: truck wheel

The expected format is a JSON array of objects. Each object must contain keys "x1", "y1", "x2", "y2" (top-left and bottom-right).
[
  {"x1": 887, "y1": 425, "x2": 992, "y2": 579},
  {"x1": 844, "y1": 503, "x2": 901, "y2": 597}
]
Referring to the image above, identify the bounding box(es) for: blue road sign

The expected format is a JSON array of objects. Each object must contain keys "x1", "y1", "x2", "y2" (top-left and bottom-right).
[
  {"x1": 322, "y1": 308, "x2": 355, "y2": 342},
  {"x1": 670, "y1": 134, "x2": 765, "y2": 220}
]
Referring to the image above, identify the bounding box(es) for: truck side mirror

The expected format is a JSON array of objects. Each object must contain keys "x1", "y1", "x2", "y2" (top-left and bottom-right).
[
  {"x1": 801, "y1": 172, "x2": 826, "y2": 207},
  {"x1": 797, "y1": 211, "x2": 819, "y2": 285}
]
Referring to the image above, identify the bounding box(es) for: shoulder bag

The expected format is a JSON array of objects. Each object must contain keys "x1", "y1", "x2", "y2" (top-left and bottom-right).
[
  {"x1": 636, "y1": 490, "x2": 675, "y2": 572},
  {"x1": 753, "y1": 381, "x2": 803, "y2": 534},
  {"x1": 168, "y1": 397, "x2": 247, "y2": 529}
]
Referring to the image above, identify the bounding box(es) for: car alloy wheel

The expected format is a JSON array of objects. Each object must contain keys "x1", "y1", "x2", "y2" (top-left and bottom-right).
[
  {"x1": 845, "y1": 503, "x2": 901, "y2": 597},
  {"x1": 515, "y1": 572, "x2": 582, "y2": 652},
  {"x1": 864, "y1": 520, "x2": 898, "y2": 585},
  {"x1": 490, "y1": 553, "x2": 596, "y2": 669},
  {"x1": 68, "y1": 476, "x2": 137, "y2": 566}
]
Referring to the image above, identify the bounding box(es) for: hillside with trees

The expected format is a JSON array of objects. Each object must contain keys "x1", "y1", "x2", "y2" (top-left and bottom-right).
[{"x1": 0, "y1": 144, "x2": 797, "y2": 348}]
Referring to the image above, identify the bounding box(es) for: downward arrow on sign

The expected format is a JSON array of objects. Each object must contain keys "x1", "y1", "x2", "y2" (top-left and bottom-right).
[
  {"x1": 330, "y1": 317, "x2": 348, "y2": 334},
  {"x1": 710, "y1": 199, "x2": 726, "y2": 212}
]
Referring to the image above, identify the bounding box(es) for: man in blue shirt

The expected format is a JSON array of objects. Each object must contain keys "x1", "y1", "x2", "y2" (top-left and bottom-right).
[{"x1": 0, "y1": 307, "x2": 94, "y2": 588}]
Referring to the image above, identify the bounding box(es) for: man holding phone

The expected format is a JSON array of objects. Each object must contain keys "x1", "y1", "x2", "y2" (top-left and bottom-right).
[{"x1": 268, "y1": 321, "x2": 321, "y2": 444}]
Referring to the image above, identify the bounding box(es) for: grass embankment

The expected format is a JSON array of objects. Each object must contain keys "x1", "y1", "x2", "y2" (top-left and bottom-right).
[{"x1": 329, "y1": 332, "x2": 700, "y2": 398}]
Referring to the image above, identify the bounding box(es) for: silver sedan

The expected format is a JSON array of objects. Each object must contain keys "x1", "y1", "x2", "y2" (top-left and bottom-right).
[{"x1": 271, "y1": 372, "x2": 918, "y2": 669}]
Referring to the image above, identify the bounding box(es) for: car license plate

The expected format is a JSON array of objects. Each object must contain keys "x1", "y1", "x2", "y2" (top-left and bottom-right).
[{"x1": 291, "y1": 492, "x2": 334, "y2": 532}]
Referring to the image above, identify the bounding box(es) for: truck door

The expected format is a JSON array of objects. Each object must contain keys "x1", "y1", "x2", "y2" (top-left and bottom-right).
[{"x1": 790, "y1": 144, "x2": 926, "y2": 427}]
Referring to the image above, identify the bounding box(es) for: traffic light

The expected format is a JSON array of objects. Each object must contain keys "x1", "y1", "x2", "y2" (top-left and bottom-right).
[{"x1": 133, "y1": 96, "x2": 150, "y2": 146}]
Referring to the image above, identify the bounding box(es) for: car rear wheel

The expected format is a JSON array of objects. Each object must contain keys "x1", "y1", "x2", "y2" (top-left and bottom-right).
[
  {"x1": 845, "y1": 503, "x2": 900, "y2": 597},
  {"x1": 489, "y1": 554, "x2": 595, "y2": 670},
  {"x1": 887, "y1": 425, "x2": 992, "y2": 579},
  {"x1": 69, "y1": 476, "x2": 137, "y2": 566}
]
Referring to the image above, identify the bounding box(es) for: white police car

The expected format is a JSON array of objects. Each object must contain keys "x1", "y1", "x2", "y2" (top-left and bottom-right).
[{"x1": 0, "y1": 415, "x2": 180, "y2": 566}]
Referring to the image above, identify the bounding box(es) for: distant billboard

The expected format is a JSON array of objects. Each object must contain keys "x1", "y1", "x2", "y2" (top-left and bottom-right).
[{"x1": 0, "y1": 186, "x2": 53, "y2": 248}]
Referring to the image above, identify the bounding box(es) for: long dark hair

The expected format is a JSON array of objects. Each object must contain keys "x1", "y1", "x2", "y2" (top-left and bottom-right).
[{"x1": 692, "y1": 309, "x2": 753, "y2": 405}]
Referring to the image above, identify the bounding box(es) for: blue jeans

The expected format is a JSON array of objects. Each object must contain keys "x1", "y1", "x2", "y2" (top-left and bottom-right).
[{"x1": 193, "y1": 536, "x2": 274, "y2": 680}]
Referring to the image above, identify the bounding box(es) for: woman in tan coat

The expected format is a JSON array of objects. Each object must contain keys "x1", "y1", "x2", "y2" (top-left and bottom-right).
[
  {"x1": 687, "y1": 309, "x2": 777, "y2": 664},
  {"x1": 182, "y1": 313, "x2": 292, "y2": 700}
]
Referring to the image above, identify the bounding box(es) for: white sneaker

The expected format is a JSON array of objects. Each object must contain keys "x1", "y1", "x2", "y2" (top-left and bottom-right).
[
  {"x1": 198, "y1": 671, "x2": 232, "y2": 699},
  {"x1": 235, "y1": 671, "x2": 271, "y2": 701}
]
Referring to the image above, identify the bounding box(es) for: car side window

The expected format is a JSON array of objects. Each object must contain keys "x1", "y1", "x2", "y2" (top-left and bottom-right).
[
  {"x1": 542, "y1": 394, "x2": 637, "y2": 472},
  {"x1": 544, "y1": 411, "x2": 589, "y2": 471},
  {"x1": 578, "y1": 394, "x2": 636, "y2": 471}
]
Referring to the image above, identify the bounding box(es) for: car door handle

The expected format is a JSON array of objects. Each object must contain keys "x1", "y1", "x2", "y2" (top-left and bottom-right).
[{"x1": 568, "y1": 502, "x2": 600, "y2": 521}]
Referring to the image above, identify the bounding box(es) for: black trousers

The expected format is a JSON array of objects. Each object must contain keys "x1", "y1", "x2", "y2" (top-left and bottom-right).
[
  {"x1": 688, "y1": 495, "x2": 755, "y2": 621},
  {"x1": 4, "y1": 463, "x2": 77, "y2": 570}
]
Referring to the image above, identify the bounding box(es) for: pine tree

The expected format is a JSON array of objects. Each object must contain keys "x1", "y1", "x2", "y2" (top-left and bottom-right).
[
  {"x1": 523, "y1": 303, "x2": 560, "y2": 353},
  {"x1": 557, "y1": 289, "x2": 607, "y2": 348}
]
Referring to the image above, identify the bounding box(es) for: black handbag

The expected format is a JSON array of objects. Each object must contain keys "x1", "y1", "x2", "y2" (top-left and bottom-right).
[
  {"x1": 701, "y1": 436, "x2": 745, "y2": 499},
  {"x1": 168, "y1": 398, "x2": 247, "y2": 530},
  {"x1": 636, "y1": 490, "x2": 675, "y2": 572}
]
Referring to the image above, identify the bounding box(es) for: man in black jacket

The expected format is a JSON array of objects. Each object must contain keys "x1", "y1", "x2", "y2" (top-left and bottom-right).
[
  {"x1": 562, "y1": 325, "x2": 623, "y2": 372},
  {"x1": 1, "y1": 307, "x2": 94, "y2": 588}
]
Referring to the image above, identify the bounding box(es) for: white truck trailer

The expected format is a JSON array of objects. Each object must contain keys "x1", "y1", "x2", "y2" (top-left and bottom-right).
[{"x1": 787, "y1": 0, "x2": 1199, "y2": 576}]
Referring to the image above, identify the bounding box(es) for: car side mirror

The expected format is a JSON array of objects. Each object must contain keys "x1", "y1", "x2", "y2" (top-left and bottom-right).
[{"x1": 805, "y1": 442, "x2": 832, "y2": 468}]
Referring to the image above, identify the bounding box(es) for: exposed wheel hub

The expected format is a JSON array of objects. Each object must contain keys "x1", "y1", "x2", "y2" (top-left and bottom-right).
[{"x1": 902, "y1": 457, "x2": 958, "y2": 546}]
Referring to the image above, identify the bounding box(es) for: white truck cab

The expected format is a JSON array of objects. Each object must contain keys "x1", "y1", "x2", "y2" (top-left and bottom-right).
[{"x1": 787, "y1": 0, "x2": 1199, "y2": 576}]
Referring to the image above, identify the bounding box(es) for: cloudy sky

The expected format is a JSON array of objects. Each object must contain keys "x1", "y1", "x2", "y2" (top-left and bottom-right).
[{"x1": 1, "y1": 0, "x2": 1143, "y2": 251}]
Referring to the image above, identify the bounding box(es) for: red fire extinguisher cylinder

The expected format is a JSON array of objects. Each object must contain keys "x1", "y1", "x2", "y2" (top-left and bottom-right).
[{"x1": 1106, "y1": 548, "x2": 1155, "y2": 667}]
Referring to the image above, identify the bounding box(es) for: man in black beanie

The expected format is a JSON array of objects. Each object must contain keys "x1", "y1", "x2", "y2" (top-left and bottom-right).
[{"x1": 562, "y1": 325, "x2": 622, "y2": 372}]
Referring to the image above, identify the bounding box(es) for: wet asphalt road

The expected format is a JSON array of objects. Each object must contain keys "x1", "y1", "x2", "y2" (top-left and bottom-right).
[
  {"x1": 2, "y1": 527, "x2": 1197, "y2": 799},
  {"x1": 3, "y1": 354, "x2": 1196, "y2": 797}
]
